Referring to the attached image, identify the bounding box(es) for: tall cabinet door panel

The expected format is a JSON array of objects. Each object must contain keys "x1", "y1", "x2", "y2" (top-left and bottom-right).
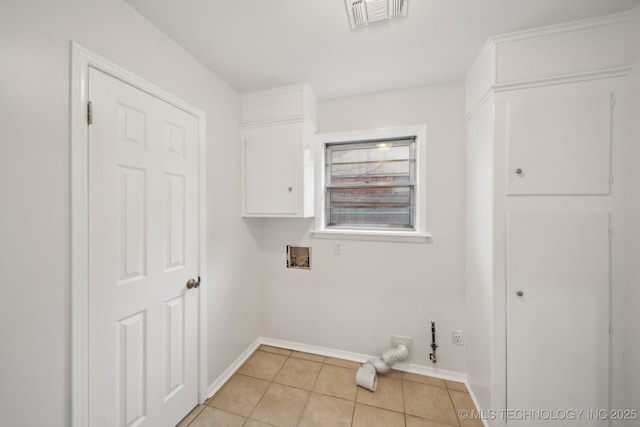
[
  {"x1": 505, "y1": 80, "x2": 613, "y2": 195},
  {"x1": 506, "y1": 210, "x2": 610, "y2": 426},
  {"x1": 243, "y1": 124, "x2": 301, "y2": 215}
]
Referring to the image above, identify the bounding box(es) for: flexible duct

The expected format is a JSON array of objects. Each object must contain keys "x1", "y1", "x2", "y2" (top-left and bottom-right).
[{"x1": 355, "y1": 343, "x2": 409, "y2": 391}]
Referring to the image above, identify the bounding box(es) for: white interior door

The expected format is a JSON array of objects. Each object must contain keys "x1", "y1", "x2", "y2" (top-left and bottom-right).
[
  {"x1": 88, "y1": 67, "x2": 200, "y2": 427},
  {"x1": 506, "y1": 211, "x2": 610, "y2": 427}
]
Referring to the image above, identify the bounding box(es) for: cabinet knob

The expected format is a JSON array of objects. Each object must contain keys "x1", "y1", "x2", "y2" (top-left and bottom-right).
[
  {"x1": 516, "y1": 290, "x2": 524, "y2": 297},
  {"x1": 515, "y1": 168, "x2": 523, "y2": 175},
  {"x1": 288, "y1": 187, "x2": 293, "y2": 192}
]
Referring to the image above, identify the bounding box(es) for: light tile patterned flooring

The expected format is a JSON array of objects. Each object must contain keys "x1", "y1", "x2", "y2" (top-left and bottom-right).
[{"x1": 177, "y1": 345, "x2": 482, "y2": 427}]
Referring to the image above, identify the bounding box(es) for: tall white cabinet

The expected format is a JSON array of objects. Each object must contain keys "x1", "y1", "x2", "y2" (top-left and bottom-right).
[
  {"x1": 465, "y1": 14, "x2": 631, "y2": 426},
  {"x1": 240, "y1": 84, "x2": 317, "y2": 217}
]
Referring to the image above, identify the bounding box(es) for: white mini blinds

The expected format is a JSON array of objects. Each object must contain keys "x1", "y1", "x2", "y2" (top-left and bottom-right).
[{"x1": 325, "y1": 137, "x2": 417, "y2": 230}]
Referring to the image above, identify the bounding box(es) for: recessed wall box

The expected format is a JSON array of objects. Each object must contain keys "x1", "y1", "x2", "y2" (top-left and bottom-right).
[{"x1": 286, "y1": 245, "x2": 311, "y2": 269}]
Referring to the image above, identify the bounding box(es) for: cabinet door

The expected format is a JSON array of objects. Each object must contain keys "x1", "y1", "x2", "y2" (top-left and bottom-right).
[
  {"x1": 504, "y1": 79, "x2": 613, "y2": 195},
  {"x1": 244, "y1": 124, "x2": 300, "y2": 215},
  {"x1": 507, "y1": 210, "x2": 610, "y2": 426}
]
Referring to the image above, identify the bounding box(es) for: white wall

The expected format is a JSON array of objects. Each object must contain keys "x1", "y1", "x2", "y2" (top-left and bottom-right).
[
  {"x1": 624, "y1": 4, "x2": 640, "y2": 425},
  {"x1": 259, "y1": 83, "x2": 468, "y2": 374},
  {"x1": 0, "y1": 1, "x2": 261, "y2": 426}
]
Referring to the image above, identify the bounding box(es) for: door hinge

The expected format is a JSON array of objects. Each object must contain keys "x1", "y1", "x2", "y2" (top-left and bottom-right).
[
  {"x1": 609, "y1": 173, "x2": 614, "y2": 184},
  {"x1": 609, "y1": 224, "x2": 614, "y2": 236},
  {"x1": 87, "y1": 101, "x2": 93, "y2": 125},
  {"x1": 610, "y1": 93, "x2": 615, "y2": 109}
]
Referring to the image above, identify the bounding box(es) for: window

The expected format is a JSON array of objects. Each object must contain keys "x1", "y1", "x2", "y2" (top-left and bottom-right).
[
  {"x1": 325, "y1": 137, "x2": 416, "y2": 230},
  {"x1": 314, "y1": 125, "x2": 428, "y2": 242}
]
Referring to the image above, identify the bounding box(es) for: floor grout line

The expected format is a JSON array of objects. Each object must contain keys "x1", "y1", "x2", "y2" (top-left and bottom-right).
[{"x1": 185, "y1": 346, "x2": 477, "y2": 427}]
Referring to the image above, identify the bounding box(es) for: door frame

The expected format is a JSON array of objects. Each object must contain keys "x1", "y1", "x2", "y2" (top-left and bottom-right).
[{"x1": 70, "y1": 43, "x2": 208, "y2": 427}]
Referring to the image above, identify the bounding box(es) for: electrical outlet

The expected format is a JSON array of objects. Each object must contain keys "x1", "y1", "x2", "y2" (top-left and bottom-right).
[
  {"x1": 452, "y1": 330, "x2": 464, "y2": 345},
  {"x1": 391, "y1": 335, "x2": 413, "y2": 360}
]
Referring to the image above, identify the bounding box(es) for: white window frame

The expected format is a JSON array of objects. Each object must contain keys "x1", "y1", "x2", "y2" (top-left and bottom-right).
[{"x1": 313, "y1": 125, "x2": 430, "y2": 243}]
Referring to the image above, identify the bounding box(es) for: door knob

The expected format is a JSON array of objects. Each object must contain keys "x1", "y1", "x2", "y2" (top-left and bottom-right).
[
  {"x1": 516, "y1": 290, "x2": 524, "y2": 297},
  {"x1": 186, "y1": 276, "x2": 201, "y2": 290}
]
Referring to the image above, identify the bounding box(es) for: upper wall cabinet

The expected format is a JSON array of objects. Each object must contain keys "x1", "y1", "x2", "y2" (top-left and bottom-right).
[
  {"x1": 241, "y1": 84, "x2": 317, "y2": 126},
  {"x1": 495, "y1": 21, "x2": 626, "y2": 85},
  {"x1": 465, "y1": 14, "x2": 630, "y2": 114},
  {"x1": 240, "y1": 84, "x2": 317, "y2": 217},
  {"x1": 242, "y1": 122, "x2": 315, "y2": 217},
  {"x1": 502, "y1": 79, "x2": 615, "y2": 195}
]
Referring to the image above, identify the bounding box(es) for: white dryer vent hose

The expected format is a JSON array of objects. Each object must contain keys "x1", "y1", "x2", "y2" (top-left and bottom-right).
[{"x1": 355, "y1": 343, "x2": 409, "y2": 391}]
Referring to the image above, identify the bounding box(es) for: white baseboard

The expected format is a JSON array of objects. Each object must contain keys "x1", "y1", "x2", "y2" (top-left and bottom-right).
[
  {"x1": 465, "y1": 385, "x2": 491, "y2": 427},
  {"x1": 260, "y1": 337, "x2": 467, "y2": 383},
  {"x1": 206, "y1": 336, "x2": 468, "y2": 397},
  {"x1": 259, "y1": 337, "x2": 370, "y2": 364},
  {"x1": 206, "y1": 338, "x2": 261, "y2": 399}
]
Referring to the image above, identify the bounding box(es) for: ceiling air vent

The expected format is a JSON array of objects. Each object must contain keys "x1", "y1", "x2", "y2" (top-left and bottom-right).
[{"x1": 345, "y1": 0, "x2": 408, "y2": 30}]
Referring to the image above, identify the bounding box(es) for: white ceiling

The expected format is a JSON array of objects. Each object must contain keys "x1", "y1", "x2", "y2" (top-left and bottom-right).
[{"x1": 125, "y1": 0, "x2": 640, "y2": 99}]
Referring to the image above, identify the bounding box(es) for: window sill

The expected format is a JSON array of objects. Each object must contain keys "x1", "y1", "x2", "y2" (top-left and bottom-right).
[{"x1": 310, "y1": 229, "x2": 431, "y2": 243}]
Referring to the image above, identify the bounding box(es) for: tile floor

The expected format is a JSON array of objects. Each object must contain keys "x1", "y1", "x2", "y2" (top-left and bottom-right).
[{"x1": 177, "y1": 345, "x2": 482, "y2": 427}]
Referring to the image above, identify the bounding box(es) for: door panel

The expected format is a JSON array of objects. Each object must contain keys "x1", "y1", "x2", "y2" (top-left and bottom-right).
[
  {"x1": 165, "y1": 174, "x2": 186, "y2": 270},
  {"x1": 119, "y1": 312, "x2": 146, "y2": 427},
  {"x1": 505, "y1": 80, "x2": 612, "y2": 195},
  {"x1": 118, "y1": 166, "x2": 147, "y2": 283},
  {"x1": 244, "y1": 124, "x2": 300, "y2": 215},
  {"x1": 165, "y1": 296, "x2": 185, "y2": 398},
  {"x1": 89, "y1": 67, "x2": 199, "y2": 427},
  {"x1": 506, "y1": 210, "x2": 609, "y2": 427}
]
